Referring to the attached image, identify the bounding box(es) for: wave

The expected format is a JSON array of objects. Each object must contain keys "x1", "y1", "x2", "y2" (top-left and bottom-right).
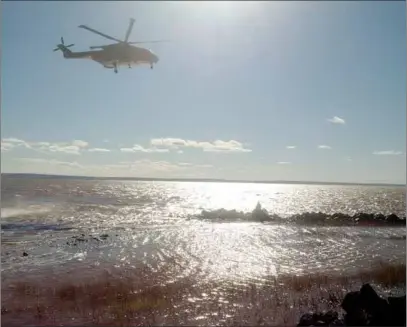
[
  {"x1": 193, "y1": 205, "x2": 406, "y2": 226},
  {"x1": 0, "y1": 206, "x2": 54, "y2": 219},
  {"x1": 1, "y1": 222, "x2": 72, "y2": 232}
]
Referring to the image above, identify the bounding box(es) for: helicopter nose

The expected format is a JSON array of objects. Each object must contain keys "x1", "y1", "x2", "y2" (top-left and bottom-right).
[{"x1": 153, "y1": 54, "x2": 159, "y2": 63}]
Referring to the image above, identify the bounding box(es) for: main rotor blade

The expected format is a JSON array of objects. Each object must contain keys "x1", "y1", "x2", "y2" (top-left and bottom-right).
[
  {"x1": 89, "y1": 45, "x2": 106, "y2": 49},
  {"x1": 78, "y1": 25, "x2": 123, "y2": 43},
  {"x1": 128, "y1": 40, "x2": 169, "y2": 44},
  {"x1": 65, "y1": 44, "x2": 74, "y2": 48},
  {"x1": 124, "y1": 18, "x2": 136, "y2": 43}
]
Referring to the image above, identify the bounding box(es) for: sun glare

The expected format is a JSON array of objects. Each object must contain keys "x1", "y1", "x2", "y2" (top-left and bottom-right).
[{"x1": 185, "y1": 0, "x2": 260, "y2": 19}]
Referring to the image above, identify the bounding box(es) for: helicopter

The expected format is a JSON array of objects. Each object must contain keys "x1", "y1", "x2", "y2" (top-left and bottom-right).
[{"x1": 53, "y1": 18, "x2": 162, "y2": 73}]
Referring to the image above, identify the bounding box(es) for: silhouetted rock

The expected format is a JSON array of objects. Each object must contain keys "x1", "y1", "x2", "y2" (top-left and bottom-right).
[
  {"x1": 359, "y1": 283, "x2": 390, "y2": 326},
  {"x1": 353, "y1": 213, "x2": 374, "y2": 223},
  {"x1": 388, "y1": 295, "x2": 406, "y2": 326},
  {"x1": 251, "y1": 202, "x2": 269, "y2": 222},
  {"x1": 374, "y1": 213, "x2": 386, "y2": 221},
  {"x1": 66, "y1": 233, "x2": 110, "y2": 246},
  {"x1": 386, "y1": 214, "x2": 401, "y2": 224},
  {"x1": 322, "y1": 310, "x2": 338, "y2": 324},
  {"x1": 298, "y1": 284, "x2": 406, "y2": 327},
  {"x1": 341, "y1": 291, "x2": 361, "y2": 313},
  {"x1": 196, "y1": 208, "x2": 406, "y2": 226},
  {"x1": 22, "y1": 252, "x2": 28, "y2": 257},
  {"x1": 100, "y1": 233, "x2": 109, "y2": 240},
  {"x1": 298, "y1": 313, "x2": 313, "y2": 326}
]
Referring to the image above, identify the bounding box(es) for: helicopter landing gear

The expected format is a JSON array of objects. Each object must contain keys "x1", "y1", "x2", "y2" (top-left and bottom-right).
[
  {"x1": 128, "y1": 64, "x2": 132, "y2": 69},
  {"x1": 113, "y1": 62, "x2": 118, "y2": 74},
  {"x1": 150, "y1": 63, "x2": 154, "y2": 70}
]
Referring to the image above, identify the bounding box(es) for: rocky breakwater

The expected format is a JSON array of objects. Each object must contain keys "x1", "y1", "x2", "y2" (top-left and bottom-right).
[
  {"x1": 66, "y1": 233, "x2": 111, "y2": 246},
  {"x1": 297, "y1": 284, "x2": 406, "y2": 326},
  {"x1": 198, "y1": 203, "x2": 406, "y2": 226}
]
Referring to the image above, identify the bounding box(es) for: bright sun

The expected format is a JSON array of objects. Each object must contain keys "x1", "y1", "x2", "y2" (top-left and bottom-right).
[{"x1": 190, "y1": 1, "x2": 257, "y2": 18}]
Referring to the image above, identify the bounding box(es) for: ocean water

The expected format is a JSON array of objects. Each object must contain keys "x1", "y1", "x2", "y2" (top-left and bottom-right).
[{"x1": 1, "y1": 175, "x2": 406, "y2": 285}]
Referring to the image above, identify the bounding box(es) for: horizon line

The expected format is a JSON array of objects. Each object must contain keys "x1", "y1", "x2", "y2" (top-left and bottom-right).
[{"x1": 1, "y1": 172, "x2": 405, "y2": 187}]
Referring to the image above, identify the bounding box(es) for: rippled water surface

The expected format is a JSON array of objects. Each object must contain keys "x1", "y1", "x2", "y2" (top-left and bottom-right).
[{"x1": 1, "y1": 176, "x2": 406, "y2": 284}]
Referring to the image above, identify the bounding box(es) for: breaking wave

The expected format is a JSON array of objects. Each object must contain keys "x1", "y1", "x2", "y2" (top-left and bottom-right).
[
  {"x1": 0, "y1": 206, "x2": 54, "y2": 219},
  {"x1": 193, "y1": 205, "x2": 406, "y2": 226},
  {"x1": 1, "y1": 222, "x2": 72, "y2": 232}
]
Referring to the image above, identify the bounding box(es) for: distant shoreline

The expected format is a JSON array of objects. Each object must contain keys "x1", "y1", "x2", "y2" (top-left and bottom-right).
[{"x1": 1, "y1": 173, "x2": 405, "y2": 187}]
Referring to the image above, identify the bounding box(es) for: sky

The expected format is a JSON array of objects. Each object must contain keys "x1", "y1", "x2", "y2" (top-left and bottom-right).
[{"x1": 1, "y1": 1, "x2": 406, "y2": 184}]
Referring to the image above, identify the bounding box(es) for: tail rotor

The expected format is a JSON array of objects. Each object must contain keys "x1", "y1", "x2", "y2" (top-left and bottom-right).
[{"x1": 53, "y1": 37, "x2": 74, "y2": 52}]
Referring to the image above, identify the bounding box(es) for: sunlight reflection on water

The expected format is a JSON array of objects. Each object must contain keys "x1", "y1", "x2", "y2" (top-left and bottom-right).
[{"x1": 1, "y1": 179, "x2": 405, "y2": 285}]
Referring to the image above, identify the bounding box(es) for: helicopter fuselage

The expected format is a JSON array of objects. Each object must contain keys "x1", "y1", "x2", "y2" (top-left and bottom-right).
[{"x1": 62, "y1": 43, "x2": 159, "y2": 70}]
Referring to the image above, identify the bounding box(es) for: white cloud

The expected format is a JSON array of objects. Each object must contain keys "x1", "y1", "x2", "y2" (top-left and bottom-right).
[
  {"x1": 120, "y1": 144, "x2": 169, "y2": 153},
  {"x1": 1, "y1": 137, "x2": 93, "y2": 155},
  {"x1": 47, "y1": 144, "x2": 82, "y2": 155},
  {"x1": 72, "y1": 140, "x2": 89, "y2": 148},
  {"x1": 150, "y1": 138, "x2": 189, "y2": 148},
  {"x1": 318, "y1": 145, "x2": 332, "y2": 150},
  {"x1": 1, "y1": 137, "x2": 31, "y2": 149},
  {"x1": 203, "y1": 140, "x2": 251, "y2": 153},
  {"x1": 88, "y1": 148, "x2": 111, "y2": 153},
  {"x1": 327, "y1": 116, "x2": 346, "y2": 124},
  {"x1": 11, "y1": 157, "x2": 214, "y2": 178},
  {"x1": 373, "y1": 150, "x2": 403, "y2": 156},
  {"x1": 277, "y1": 161, "x2": 292, "y2": 165},
  {"x1": 286, "y1": 146, "x2": 296, "y2": 149},
  {"x1": 2, "y1": 136, "x2": 252, "y2": 156},
  {"x1": 1, "y1": 141, "x2": 15, "y2": 152},
  {"x1": 37, "y1": 142, "x2": 51, "y2": 147},
  {"x1": 150, "y1": 138, "x2": 251, "y2": 153}
]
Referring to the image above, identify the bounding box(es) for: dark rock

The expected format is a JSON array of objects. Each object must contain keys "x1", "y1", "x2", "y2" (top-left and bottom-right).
[
  {"x1": 359, "y1": 283, "x2": 389, "y2": 326},
  {"x1": 22, "y1": 252, "x2": 28, "y2": 257},
  {"x1": 353, "y1": 213, "x2": 374, "y2": 223},
  {"x1": 386, "y1": 214, "x2": 400, "y2": 224},
  {"x1": 251, "y1": 202, "x2": 269, "y2": 222},
  {"x1": 329, "y1": 319, "x2": 345, "y2": 326},
  {"x1": 323, "y1": 310, "x2": 338, "y2": 324},
  {"x1": 100, "y1": 234, "x2": 109, "y2": 239},
  {"x1": 341, "y1": 291, "x2": 361, "y2": 313},
  {"x1": 374, "y1": 213, "x2": 386, "y2": 221},
  {"x1": 388, "y1": 295, "x2": 406, "y2": 326},
  {"x1": 298, "y1": 284, "x2": 406, "y2": 327},
  {"x1": 298, "y1": 313, "x2": 314, "y2": 326}
]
